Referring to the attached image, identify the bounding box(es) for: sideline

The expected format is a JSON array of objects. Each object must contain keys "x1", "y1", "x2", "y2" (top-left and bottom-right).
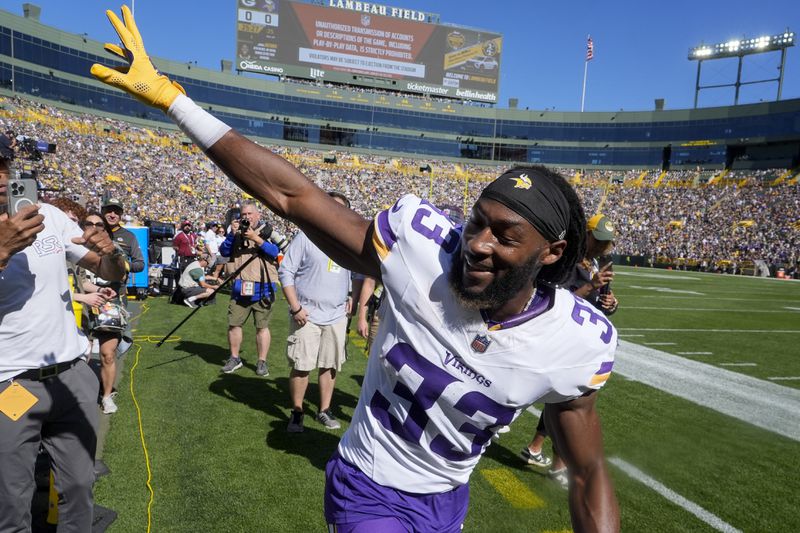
[
  {"x1": 614, "y1": 340, "x2": 800, "y2": 442},
  {"x1": 615, "y1": 266, "x2": 800, "y2": 284}
]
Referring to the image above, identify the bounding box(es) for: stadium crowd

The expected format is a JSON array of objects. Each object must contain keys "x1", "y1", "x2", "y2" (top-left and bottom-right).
[{"x1": 1, "y1": 94, "x2": 797, "y2": 276}]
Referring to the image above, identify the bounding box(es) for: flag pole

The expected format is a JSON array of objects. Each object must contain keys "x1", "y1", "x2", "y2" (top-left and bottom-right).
[{"x1": 580, "y1": 59, "x2": 588, "y2": 112}]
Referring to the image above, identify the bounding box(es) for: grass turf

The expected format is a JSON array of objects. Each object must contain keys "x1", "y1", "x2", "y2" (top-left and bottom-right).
[{"x1": 93, "y1": 267, "x2": 800, "y2": 532}]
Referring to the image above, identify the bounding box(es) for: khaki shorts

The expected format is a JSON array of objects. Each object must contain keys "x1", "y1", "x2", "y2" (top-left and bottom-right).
[
  {"x1": 286, "y1": 317, "x2": 347, "y2": 372},
  {"x1": 228, "y1": 297, "x2": 273, "y2": 329}
]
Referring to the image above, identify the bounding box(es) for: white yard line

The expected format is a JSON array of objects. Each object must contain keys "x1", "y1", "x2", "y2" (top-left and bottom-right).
[
  {"x1": 644, "y1": 342, "x2": 676, "y2": 346},
  {"x1": 719, "y1": 363, "x2": 757, "y2": 367},
  {"x1": 785, "y1": 307, "x2": 800, "y2": 311},
  {"x1": 628, "y1": 285, "x2": 704, "y2": 295},
  {"x1": 616, "y1": 272, "x2": 701, "y2": 280},
  {"x1": 608, "y1": 458, "x2": 742, "y2": 533},
  {"x1": 625, "y1": 307, "x2": 793, "y2": 313},
  {"x1": 619, "y1": 328, "x2": 800, "y2": 334},
  {"x1": 677, "y1": 352, "x2": 713, "y2": 355},
  {"x1": 768, "y1": 377, "x2": 800, "y2": 381},
  {"x1": 615, "y1": 341, "x2": 800, "y2": 442},
  {"x1": 525, "y1": 405, "x2": 542, "y2": 417},
  {"x1": 629, "y1": 296, "x2": 800, "y2": 302}
]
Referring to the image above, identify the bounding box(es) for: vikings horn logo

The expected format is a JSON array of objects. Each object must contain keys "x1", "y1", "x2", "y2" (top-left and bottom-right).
[{"x1": 511, "y1": 173, "x2": 532, "y2": 190}]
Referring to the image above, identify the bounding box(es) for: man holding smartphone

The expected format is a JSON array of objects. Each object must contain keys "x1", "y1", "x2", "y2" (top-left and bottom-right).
[
  {"x1": 0, "y1": 153, "x2": 128, "y2": 531},
  {"x1": 571, "y1": 214, "x2": 619, "y2": 315}
]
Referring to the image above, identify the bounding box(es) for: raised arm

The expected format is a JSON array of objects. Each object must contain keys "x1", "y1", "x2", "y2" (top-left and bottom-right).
[
  {"x1": 90, "y1": 6, "x2": 379, "y2": 277},
  {"x1": 205, "y1": 132, "x2": 376, "y2": 275},
  {"x1": 543, "y1": 394, "x2": 619, "y2": 533}
]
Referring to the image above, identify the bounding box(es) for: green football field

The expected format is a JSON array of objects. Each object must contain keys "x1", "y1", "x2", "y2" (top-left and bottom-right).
[{"x1": 94, "y1": 267, "x2": 800, "y2": 532}]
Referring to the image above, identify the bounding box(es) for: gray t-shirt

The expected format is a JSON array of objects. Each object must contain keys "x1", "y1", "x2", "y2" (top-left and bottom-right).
[
  {"x1": 179, "y1": 260, "x2": 205, "y2": 289},
  {"x1": 278, "y1": 231, "x2": 350, "y2": 325}
]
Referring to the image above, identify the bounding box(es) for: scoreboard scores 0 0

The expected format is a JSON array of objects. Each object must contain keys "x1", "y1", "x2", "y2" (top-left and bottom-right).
[
  {"x1": 235, "y1": 0, "x2": 503, "y2": 103},
  {"x1": 238, "y1": 8, "x2": 279, "y2": 26}
]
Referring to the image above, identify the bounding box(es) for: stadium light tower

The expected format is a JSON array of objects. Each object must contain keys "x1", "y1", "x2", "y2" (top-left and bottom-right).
[{"x1": 688, "y1": 30, "x2": 794, "y2": 107}]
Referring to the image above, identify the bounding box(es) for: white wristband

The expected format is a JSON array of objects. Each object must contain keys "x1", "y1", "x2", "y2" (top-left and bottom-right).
[{"x1": 167, "y1": 94, "x2": 232, "y2": 151}]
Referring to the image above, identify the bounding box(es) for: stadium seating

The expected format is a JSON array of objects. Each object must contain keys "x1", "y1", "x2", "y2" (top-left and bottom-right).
[{"x1": 1, "y1": 95, "x2": 797, "y2": 276}]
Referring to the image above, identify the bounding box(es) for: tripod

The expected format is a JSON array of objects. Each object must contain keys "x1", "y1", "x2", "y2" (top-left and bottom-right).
[{"x1": 156, "y1": 252, "x2": 269, "y2": 347}]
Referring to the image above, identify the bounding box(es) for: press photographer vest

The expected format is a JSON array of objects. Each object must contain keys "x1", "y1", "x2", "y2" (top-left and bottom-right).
[{"x1": 226, "y1": 223, "x2": 279, "y2": 284}]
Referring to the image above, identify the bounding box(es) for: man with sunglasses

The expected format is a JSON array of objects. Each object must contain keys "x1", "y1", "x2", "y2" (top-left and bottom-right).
[{"x1": 101, "y1": 198, "x2": 144, "y2": 302}]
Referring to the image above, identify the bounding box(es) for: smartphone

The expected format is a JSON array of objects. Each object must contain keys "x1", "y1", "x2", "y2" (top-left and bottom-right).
[
  {"x1": 599, "y1": 259, "x2": 613, "y2": 295},
  {"x1": 7, "y1": 176, "x2": 38, "y2": 216}
]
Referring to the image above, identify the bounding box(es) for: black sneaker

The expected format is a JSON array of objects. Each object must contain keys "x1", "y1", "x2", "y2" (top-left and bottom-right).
[
  {"x1": 287, "y1": 410, "x2": 304, "y2": 433},
  {"x1": 221, "y1": 357, "x2": 243, "y2": 374},
  {"x1": 317, "y1": 409, "x2": 341, "y2": 430},
  {"x1": 519, "y1": 447, "x2": 552, "y2": 468}
]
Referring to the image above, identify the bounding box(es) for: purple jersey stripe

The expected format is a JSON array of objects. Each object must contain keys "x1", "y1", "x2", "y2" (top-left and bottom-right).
[
  {"x1": 596, "y1": 361, "x2": 614, "y2": 375},
  {"x1": 482, "y1": 286, "x2": 553, "y2": 331},
  {"x1": 376, "y1": 210, "x2": 397, "y2": 251}
]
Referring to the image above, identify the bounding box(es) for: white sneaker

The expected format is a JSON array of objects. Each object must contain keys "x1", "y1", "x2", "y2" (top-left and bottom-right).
[
  {"x1": 102, "y1": 395, "x2": 118, "y2": 414},
  {"x1": 548, "y1": 467, "x2": 569, "y2": 490},
  {"x1": 92, "y1": 339, "x2": 100, "y2": 354}
]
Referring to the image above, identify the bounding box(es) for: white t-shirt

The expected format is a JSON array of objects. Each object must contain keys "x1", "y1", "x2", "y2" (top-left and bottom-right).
[
  {"x1": 337, "y1": 194, "x2": 617, "y2": 493},
  {"x1": 203, "y1": 229, "x2": 218, "y2": 253},
  {"x1": 0, "y1": 204, "x2": 90, "y2": 381}
]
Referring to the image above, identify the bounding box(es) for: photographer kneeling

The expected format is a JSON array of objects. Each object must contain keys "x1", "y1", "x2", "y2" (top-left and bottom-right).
[
  {"x1": 218, "y1": 201, "x2": 280, "y2": 376},
  {"x1": 178, "y1": 253, "x2": 219, "y2": 308}
]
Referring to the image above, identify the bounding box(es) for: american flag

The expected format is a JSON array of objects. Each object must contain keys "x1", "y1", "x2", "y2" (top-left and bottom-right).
[{"x1": 586, "y1": 36, "x2": 594, "y2": 61}]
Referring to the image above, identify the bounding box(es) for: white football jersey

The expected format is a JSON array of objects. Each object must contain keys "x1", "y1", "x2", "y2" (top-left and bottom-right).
[{"x1": 337, "y1": 195, "x2": 617, "y2": 493}]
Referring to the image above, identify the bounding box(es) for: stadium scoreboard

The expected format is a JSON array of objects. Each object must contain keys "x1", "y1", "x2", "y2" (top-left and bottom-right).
[{"x1": 236, "y1": 0, "x2": 502, "y2": 103}]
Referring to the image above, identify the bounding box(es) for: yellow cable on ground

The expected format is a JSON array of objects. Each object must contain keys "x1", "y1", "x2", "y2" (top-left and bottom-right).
[
  {"x1": 128, "y1": 342, "x2": 154, "y2": 533},
  {"x1": 124, "y1": 302, "x2": 181, "y2": 532}
]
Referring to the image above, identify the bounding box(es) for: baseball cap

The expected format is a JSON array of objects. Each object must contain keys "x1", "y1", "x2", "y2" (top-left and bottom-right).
[
  {"x1": 587, "y1": 214, "x2": 615, "y2": 241},
  {"x1": 102, "y1": 198, "x2": 124, "y2": 211}
]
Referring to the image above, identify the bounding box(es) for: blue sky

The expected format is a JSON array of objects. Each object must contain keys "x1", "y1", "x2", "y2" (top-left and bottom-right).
[{"x1": 1, "y1": 0, "x2": 797, "y2": 111}]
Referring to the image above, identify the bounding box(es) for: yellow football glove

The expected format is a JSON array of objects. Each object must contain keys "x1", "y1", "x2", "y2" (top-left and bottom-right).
[{"x1": 90, "y1": 5, "x2": 185, "y2": 112}]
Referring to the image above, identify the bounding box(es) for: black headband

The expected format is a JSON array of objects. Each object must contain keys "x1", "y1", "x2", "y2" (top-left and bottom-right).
[{"x1": 479, "y1": 169, "x2": 570, "y2": 241}]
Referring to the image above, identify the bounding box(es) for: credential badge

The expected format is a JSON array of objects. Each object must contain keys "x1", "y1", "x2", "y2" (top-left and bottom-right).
[{"x1": 471, "y1": 334, "x2": 491, "y2": 353}]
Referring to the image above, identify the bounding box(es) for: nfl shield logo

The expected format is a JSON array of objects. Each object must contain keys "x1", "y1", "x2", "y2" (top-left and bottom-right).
[{"x1": 471, "y1": 334, "x2": 491, "y2": 353}]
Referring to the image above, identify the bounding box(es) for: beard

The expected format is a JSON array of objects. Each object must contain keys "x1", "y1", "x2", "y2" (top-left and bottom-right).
[{"x1": 448, "y1": 252, "x2": 540, "y2": 311}]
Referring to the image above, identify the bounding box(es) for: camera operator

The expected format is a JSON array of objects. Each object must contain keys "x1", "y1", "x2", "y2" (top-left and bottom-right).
[
  {"x1": 0, "y1": 155, "x2": 127, "y2": 531},
  {"x1": 218, "y1": 201, "x2": 280, "y2": 376}
]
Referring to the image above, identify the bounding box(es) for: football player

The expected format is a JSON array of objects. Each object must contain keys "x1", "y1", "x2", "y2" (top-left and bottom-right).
[{"x1": 91, "y1": 7, "x2": 619, "y2": 532}]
